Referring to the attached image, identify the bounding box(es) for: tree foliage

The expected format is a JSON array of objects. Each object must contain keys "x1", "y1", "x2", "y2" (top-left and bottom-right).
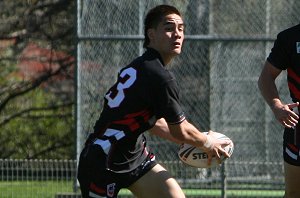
[{"x1": 0, "y1": 0, "x2": 75, "y2": 159}]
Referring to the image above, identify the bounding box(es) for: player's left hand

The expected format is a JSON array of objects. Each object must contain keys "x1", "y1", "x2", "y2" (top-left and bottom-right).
[{"x1": 272, "y1": 102, "x2": 299, "y2": 128}]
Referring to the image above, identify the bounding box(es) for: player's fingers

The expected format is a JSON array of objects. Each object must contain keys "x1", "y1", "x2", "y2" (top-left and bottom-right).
[
  {"x1": 207, "y1": 154, "x2": 212, "y2": 166},
  {"x1": 218, "y1": 146, "x2": 230, "y2": 158},
  {"x1": 223, "y1": 150, "x2": 230, "y2": 158},
  {"x1": 286, "y1": 118, "x2": 297, "y2": 127},
  {"x1": 207, "y1": 130, "x2": 214, "y2": 135},
  {"x1": 280, "y1": 121, "x2": 290, "y2": 128},
  {"x1": 218, "y1": 139, "x2": 231, "y2": 147},
  {"x1": 289, "y1": 111, "x2": 299, "y2": 120},
  {"x1": 278, "y1": 116, "x2": 291, "y2": 127},
  {"x1": 213, "y1": 149, "x2": 224, "y2": 164},
  {"x1": 289, "y1": 116, "x2": 298, "y2": 124},
  {"x1": 281, "y1": 119, "x2": 296, "y2": 128},
  {"x1": 287, "y1": 102, "x2": 299, "y2": 110}
]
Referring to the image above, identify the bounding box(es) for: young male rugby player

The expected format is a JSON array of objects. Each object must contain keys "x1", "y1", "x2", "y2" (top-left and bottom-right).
[
  {"x1": 77, "y1": 5, "x2": 230, "y2": 198},
  {"x1": 258, "y1": 23, "x2": 300, "y2": 198}
]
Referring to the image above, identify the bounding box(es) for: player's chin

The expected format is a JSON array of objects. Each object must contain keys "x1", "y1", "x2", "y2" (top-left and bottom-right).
[{"x1": 171, "y1": 48, "x2": 182, "y2": 55}]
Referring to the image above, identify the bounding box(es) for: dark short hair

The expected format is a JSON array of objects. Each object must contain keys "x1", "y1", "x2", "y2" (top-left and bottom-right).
[{"x1": 143, "y1": 5, "x2": 182, "y2": 48}]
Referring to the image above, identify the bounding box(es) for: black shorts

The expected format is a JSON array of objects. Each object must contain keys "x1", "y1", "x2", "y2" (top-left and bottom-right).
[
  {"x1": 283, "y1": 126, "x2": 300, "y2": 166},
  {"x1": 77, "y1": 144, "x2": 157, "y2": 198}
]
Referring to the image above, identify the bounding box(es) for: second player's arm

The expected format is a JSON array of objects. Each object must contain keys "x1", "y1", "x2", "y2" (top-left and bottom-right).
[
  {"x1": 258, "y1": 60, "x2": 299, "y2": 127},
  {"x1": 257, "y1": 61, "x2": 282, "y2": 109}
]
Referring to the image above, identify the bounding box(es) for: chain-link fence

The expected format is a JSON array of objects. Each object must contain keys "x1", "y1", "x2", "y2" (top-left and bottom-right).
[
  {"x1": 0, "y1": 159, "x2": 77, "y2": 198},
  {"x1": 77, "y1": 0, "x2": 300, "y2": 197}
]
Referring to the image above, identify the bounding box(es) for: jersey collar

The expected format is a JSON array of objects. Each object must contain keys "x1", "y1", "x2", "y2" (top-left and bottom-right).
[{"x1": 145, "y1": 47, "x2": 165, "y2": 66}]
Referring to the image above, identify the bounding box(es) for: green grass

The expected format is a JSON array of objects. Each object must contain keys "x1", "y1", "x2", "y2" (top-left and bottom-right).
[
  {"x1": 119, "y1": 189, "x2": 284, "y2": 197},
  {"x1": 0, "y1": 181, "x2": 284, "y2": 198},
  {"x1": 183, "y1": 189, "x2": 284, "y2": 197},
  {"x1": 0, "y1": 180, "x2": 74, "y2": 198}
]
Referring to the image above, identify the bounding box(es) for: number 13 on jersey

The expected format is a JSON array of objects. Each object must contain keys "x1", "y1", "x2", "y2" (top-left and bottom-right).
[{"x1": 105, "y1": 67, "x2": 137, "y2": 108}]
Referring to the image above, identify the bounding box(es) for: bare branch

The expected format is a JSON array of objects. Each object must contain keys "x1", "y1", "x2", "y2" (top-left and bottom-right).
[
  {"x1": 27, "y1": 129, "x2": 74, "y2": 159},
  {"x1": 0, "y1": 57, "x2": 74, "y2": 112},
  {"x1": 0, "y1": 101, "x2": 73, "y2": 127}
]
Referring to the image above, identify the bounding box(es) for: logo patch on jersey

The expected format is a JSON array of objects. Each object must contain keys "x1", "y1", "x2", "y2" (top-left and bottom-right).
[
  {"x1": 107, "y1": 183, "x2": 116, "y2": 197},
  {"x1": 297, "y1": 42, "x2": 300, "y2": 54}
]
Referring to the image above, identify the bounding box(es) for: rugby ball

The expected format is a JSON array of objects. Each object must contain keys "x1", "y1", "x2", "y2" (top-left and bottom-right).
[{"x1": 178, "y1": 132, "x2": 234, "y2": 168}]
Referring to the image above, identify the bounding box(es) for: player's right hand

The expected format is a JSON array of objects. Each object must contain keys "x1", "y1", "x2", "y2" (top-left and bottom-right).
[{"x1": 201, "y1": 130, "x2": 231, "y2": 166}]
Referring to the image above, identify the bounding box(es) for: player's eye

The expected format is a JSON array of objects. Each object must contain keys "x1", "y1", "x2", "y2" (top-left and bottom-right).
[
  {"x1": 178, "y1": 25, "x2": 184, "y2": 32},
  {"x1": 165, "y1": 26, "x2": 174, "y2": 32}
]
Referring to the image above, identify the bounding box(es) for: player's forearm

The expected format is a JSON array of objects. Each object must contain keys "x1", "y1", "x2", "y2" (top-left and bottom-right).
[
  {"x1": 258, "y1": 72, "x2": 282, "y2": 110},
  {"x1": 168, "y1": 120, "x2": 207, "y2": 148},
  {"x1": 149, "y1": 118, "x2": 182, "y2": 144},
  {"x1": 258, "y1": 61, "x2": 284, "y2": 110},
  {"x1": 259, "y1": 84, "x2": 281, "y2": 109}
]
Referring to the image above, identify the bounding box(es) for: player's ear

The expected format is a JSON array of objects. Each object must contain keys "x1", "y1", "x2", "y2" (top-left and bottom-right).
[{"x1": 147, "y1": 28, "x2": 155, "y2": 43}]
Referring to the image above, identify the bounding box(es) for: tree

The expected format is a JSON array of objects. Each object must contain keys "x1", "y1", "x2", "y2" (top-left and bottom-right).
[{"x1": 0, "y1": 0, "x2": 75, "y2": 159}]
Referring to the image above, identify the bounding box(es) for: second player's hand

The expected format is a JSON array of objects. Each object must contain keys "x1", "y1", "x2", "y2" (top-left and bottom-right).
[{"x1": 272, "y1": 102, "x2": 299, "y2": 128}]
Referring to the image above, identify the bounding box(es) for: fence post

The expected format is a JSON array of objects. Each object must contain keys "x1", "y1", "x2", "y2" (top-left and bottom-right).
[{"x1": 221, "y1": 163, "x2": 227, "y2": 198}]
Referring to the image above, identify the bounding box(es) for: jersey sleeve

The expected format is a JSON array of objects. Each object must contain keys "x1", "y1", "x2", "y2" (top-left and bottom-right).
[
  {"x1": 147, "y1": 71, "x2": 186, "y2": 124},
  {"x1": 267, "y1": 31, "x2": 291, "y2": 70}
]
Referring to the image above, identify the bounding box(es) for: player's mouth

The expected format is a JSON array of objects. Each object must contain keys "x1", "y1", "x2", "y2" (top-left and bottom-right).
[{"x1": 174, "y1": 41, "x2": 181, "y2": 48}]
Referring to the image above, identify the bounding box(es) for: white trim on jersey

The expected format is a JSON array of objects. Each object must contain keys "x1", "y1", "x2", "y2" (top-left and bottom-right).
[
  {"x1": 104, "y1": 128, "x2": 125, "y2": 140},
  {"x1": 285, "y1": 147, "x2": 298, "y2": 160},
  {"x1": 89, "y1": 191, "x2": 106, "y2": 198},
  {"x1": 93, "y1": 128, "x2": 125, "y2": 155},
  {"x1": 94, "y1": 139, "x2": 111, "y2": 155}
]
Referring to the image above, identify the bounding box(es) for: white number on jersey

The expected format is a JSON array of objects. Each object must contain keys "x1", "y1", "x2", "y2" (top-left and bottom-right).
[
  {"x1": 93, "y1": 128, "x2": 125, "y2": 154},
  {"x1": 105, "y1": 67, "x2": 137, "y2": 108}
]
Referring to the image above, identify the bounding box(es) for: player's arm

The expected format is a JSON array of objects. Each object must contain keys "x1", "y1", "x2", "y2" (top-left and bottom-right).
[
  {"x1": 149, "y1": 118, "x2": 229, "y2": 154},
  {"x1": 167, "y1": 120, "x2": 231, "y2": 164},
  {"x1": 149, "y1": 118, "x2": 230, "y2": 164},
  {"x1": 258, "y1": 60, "x2": 282, "y2": 109},
  {"x1": 149, "y1": 118, "x2": 182, "y2": 144},
  {"x1": 258, "y1": 60, "x2": 299, "y2": 127}
]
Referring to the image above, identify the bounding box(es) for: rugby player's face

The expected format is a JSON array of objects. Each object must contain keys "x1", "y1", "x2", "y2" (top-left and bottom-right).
[{"x1": 148, "y1": 14, "x2": 184, "y2": 63}]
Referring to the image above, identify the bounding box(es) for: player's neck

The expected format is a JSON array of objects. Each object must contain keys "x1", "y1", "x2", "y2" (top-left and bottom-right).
[{"x1": 147, "y1": 47, "x2": 175, "y2": 66}]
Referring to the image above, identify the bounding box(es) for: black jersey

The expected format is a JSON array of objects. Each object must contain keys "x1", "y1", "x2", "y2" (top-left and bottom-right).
[
  {"x1": 90, "y1": 48, "x2": 185, "y2": 173},
  {"x1": 267, "y1": 24, "x2": 300, "y2": 102}
]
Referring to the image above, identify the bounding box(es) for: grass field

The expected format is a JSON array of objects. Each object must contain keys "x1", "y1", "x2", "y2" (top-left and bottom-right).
[
  {"x1": 0, "y1": 181, "x2": 284, "y2": 198},
  {"x1": 0, "y1": 180, "x2": 74, "y2": 198},
  {"x1": 120, "y1": 189, "x2": 284, "y2": 197}
]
